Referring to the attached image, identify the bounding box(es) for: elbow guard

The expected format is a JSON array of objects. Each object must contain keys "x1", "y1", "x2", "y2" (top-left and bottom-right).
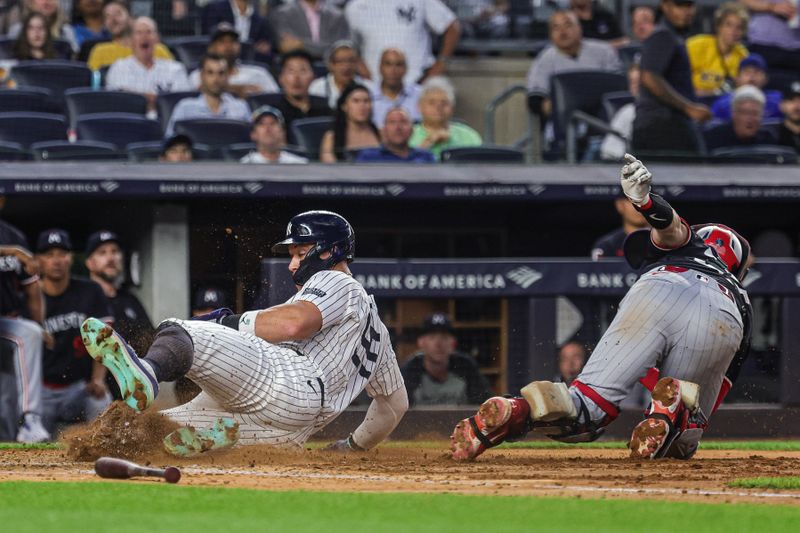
[{"x1": 634, "y1": 193, "x2": 674, "y2": 230}]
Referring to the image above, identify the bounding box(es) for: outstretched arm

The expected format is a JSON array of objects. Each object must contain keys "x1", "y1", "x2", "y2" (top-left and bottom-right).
[
  {"x1": 620, "y1": 153, "x2": 689, "y2": 249},
  {"x1": 327, "y1": 387, "x2": 409, "y2": 452}
]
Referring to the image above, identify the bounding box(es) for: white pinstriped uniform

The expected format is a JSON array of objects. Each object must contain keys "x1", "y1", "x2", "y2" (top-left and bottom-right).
[
  {"x1": 161, "y1": 270, "x2": 404, "y2": 445},
  {"x1": 573, "y1": 265, "x2": 744, "y2": 423}
]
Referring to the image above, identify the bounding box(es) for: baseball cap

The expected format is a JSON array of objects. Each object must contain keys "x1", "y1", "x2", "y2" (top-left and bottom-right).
[
  {"x1": 161, "y1": 134, "x2": 193, "y2": 155},
  {"x1": 251, "y1": 105, "x2": 285, "y2": 127},
  {"x1": 419, "y1": 313, "x2": 455, "y2": 336},
  {"x1": 739, "y1": 53, "x2": 767, "y2": 73},
  {"x1": 783, "y1": 80, "x2": 800, "y2": 99},
  {"x1": 211, "y1": 22, "x2": 239, "y2": 43},
  {"x1": 36, "y1": 228, "x2": 72, "y2": 253},
  {"x1": 86, "y1": 230, "x2": 121, "y2": 256},
  {"x1": 193, "y1": 286, "x2": 228, "y2": 310}
]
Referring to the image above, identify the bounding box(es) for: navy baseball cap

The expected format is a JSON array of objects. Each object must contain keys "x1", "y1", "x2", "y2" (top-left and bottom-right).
[
  {"x1": 420, "y1": 313, "x2": 455, "y2": 336},
  {"x1": 739, "y1": 53, "x2": 767, "y2": 72},
  {"x1": 783, "y1": 80, "x2": 800, "y2": 99},
  {"x1": 251, "y1": 105, "x2": 285, "y2": 127},
  {"x1": 161, "y1": 134, "x2": 193, "y2": 155},
  {"x1": 36, "y1": 228, "x2": 72, "y2": 253},
  {"x1": 86, "y1": 230, "x2": 121, "y2": 256},
  {"x1": 193, "y1": 286, "x2": 228, "y2": 310},
  {"x1": 211, "y1": 22, "x2": 239, "y2": 43}
]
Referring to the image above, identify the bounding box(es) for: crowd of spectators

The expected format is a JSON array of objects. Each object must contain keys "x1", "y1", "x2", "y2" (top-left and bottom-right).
[{"x1": 0, "y1": 0, "x2": 798, "y2": 164}]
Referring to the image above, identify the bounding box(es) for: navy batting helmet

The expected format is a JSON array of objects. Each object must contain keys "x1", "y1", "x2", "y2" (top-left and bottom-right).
[{"x1": 271, "y1": 210, "x2": 355, "y2": 285}]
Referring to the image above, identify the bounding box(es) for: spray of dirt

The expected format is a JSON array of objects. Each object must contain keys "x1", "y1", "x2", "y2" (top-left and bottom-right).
[{"x1": 61, "y1": 401, "x2": 181, "y2": 461}]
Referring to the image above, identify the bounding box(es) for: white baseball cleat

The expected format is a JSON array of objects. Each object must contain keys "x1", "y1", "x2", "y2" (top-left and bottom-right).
[{"x1": 16, "y1": 413, "x2": 51, "y2": 443}]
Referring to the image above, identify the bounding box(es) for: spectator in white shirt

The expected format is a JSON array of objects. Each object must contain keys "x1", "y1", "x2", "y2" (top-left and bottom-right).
[
  {"x1": 106, "y1": 17, "x2": 190, "y2": 115},
  {"x1": 188, "y1": 23, "x2": 279, "y2": 97},
  {"x1": 309, "y1": 40, "x2": 364, "y2": 109},
  {"x1": 240, "y1": 106, "x2": 309, "y2": 164},
  {"x1": 167, "y1": 54, "x2": 252, "y2": 137},
  {"x1": 346, "y1": 0, "x2": 461, "y2": 85},
  {"x1": 370, "y1": 48, "x2": 422, "y2": 127}
]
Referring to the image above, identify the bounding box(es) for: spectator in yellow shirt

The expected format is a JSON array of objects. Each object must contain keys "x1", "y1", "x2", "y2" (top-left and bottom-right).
[
  {"x1": 686, "y1": 2, "x2": 749, "y2": 97},
  {"x1": 87, "y1": 1, "x2": 173, "y2": 71}
]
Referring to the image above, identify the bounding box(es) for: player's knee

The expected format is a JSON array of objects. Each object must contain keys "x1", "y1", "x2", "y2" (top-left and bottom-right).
[{"x1": 146, "y1": 323, "x2": 194, "y2": 381}]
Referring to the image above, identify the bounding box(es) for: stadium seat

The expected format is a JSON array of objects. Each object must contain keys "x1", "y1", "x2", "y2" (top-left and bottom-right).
[
  {"x1": 52, "y1": 39, "x2": 73, "y2": 60},
  {"x1": 0, "y1": 87, "x2": 55, "y2": 113},
  {"x1": 223, "y1": 142, "x2": 257, "y2": 161},
  {"x1": 76, "y1": 113, "x2": 163, "y2": 149},
  {"x1": 710, "y1": 145, "x2": 798, "y2": 164},
  {"x1": 441, "y1": 146, "x2": 525, "y2": 163},
  {"x1": 290, "y1": 116, "x2": 334, "y2": 160},
  {"x1": 10, "y1": 61, "x2": 92, "y2": 111},
  {"x1": 174, "y1": 119, "x2": 252, "y2": 149},
  {"x1": 156, "y1": 91, "x2": 200, "y2": 131},
  {"x1": 65, "y1": 88, "x2": 148, "y2": 130},
  {"x1": 0, "y1": 141, "x2": 32, "y2": 161},
  {"x1": 549, "y1": 70, "x2": 628, "y2": 162},
  {"x1": 246, "y1": 92, "x2": 284, "y2": 111},
  {"x1": 31, "y1": 140, "x2": 123, "y2": 161},
  {"x1": 601, "y1": 91, "x2": 634, "y2": 121},
  {"x1": 0, "y1": 112, "x2": 67, "y2": 147},
  {"x1": 127, "y1": 140, "x2": 213, "y2": 161},
  {"x1": 765, "y1": 68, "x2": 798, "y2": 93}
]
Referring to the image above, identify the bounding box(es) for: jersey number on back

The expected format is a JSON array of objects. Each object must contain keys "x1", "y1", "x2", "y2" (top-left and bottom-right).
[{"x1": 351, "y1": 312, "x2": 379, "y2": 379}]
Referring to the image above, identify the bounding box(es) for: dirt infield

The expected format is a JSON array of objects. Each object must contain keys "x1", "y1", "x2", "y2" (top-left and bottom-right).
[{"x1": 2, "y1": 444, "x2": 800, "y2": 505}]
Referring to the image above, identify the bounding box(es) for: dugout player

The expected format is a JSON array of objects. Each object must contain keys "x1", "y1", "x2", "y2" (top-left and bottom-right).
[
  {"x1": 0, "y1": 198, "x2": 48, "y2": 442},
  {"x1": 37, "y1": 229, "x2": 114, "y2": 434},
  {"x1": 80, "y1": 211, "x2": 408, "y2": 455},
  {"x1": 451, "y1": 154, "x2": 753, "y2": 461}
]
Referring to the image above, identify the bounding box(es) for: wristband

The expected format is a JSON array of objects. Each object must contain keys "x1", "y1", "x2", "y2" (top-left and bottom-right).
[
  {"x1": 239, "y1": 310, "x2": 259, "y2": 335},
  {"x1": 220, "y1": 314, "x2": 241, "y2": 330},
  {"x1": 347, "y1": 433, "x2": 365, "y2": 452},
  {"x1": 633, "y1": 193, "x2": 674, "y2": 230}
]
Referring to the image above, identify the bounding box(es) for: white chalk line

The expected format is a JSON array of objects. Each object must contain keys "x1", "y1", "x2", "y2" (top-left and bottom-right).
[{"x1": 14, "y1": 467, "x2": 800, "y2": 501}]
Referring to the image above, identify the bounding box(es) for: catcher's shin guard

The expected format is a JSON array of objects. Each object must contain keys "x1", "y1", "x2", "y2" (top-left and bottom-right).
[
  {"x1": 628, "y1": 377, "x2": 700, "y2": 459},
  {"x1": 450, "y1": 382, "x2": 577, "y2": 461}
]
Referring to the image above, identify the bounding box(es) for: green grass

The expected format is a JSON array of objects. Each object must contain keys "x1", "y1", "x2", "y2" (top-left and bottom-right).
[
  {"x1": 730, "y1": 477, "x2": 800, "y2": 490},
  {"x1": 1, "y1": 481, "x2": 799, "y2": 533},
  {"x1": 0, "y1": 442, "x2": 59, "y2": 450}
]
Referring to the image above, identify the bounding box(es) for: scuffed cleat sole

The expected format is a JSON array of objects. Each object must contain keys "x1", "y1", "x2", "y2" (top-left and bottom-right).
[
  {"x1": 450, "y1": 397, "x2": 513, "y2": 461},
  {"x1": 81, "y1": 317, "x2": 157, "y2": 412},
  {"x1": 629, "y1": 418, "x2": 669, "y2": 459},
  {"x1": 163, "y1": 417, "x2": 240, "y2": 457}
]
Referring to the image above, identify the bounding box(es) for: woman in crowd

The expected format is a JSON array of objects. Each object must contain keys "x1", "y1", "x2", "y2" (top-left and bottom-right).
[
  {"x1": 12, "y1": 12, "x2": 57, "y2": 60},
  {"x1": 8, "y1": 0, "x2": 77, "y2": 53},
  {"x1": 319, "y1": 83, "x2": 381, "y2": 163},
  {"x1": 686, "y1": 2, "x2": 750, "y2": 98},
  {"x1": 409, "y1": 76, "x2": 481, "y2": 160}
]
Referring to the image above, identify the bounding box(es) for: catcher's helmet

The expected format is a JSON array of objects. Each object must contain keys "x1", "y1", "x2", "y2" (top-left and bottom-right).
[
  {"x1": 271, "y1": 210, "x2": 355, "y2": 285},
  {"x1": 694, "y1": 224, "x2": 750, "y2": 280}
]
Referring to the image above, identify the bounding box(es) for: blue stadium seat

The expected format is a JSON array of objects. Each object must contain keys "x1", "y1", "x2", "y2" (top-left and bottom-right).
[
  {"x1": 0, "y1": 112, "x2": 67, "y2": 147},
  {"x1": 65, "y1": 88, "x2": 148, "y2": 130},
  {"x1": 0, "y1": 141, "x2": 32, "y2": 161},
  {"x1": 601, "y1": 91, "x2": 634, "y2": 121},
  {"x1": 290, "y1": 116, "x2": 334, "y2": 160},
  {"x1": 156, "y1": 91, "x2": 200, "y2": 131},
  {"x1": 223, "y1": 142, "x2": 257, "y2": 161},
  {"x1": 441, "y1": 146, "x2": 525, "y2": 163},
  {"x1": 127, "y1": 140, "x2": 213, "y2": 162},
  {"x1": 246, "y1": 92, "x2": 283, "y2": 111},
  {"x1": 174, "y1": 119, "x2": 252, "y2": 148},
  {"x1": 31, "y1": 140, "x2": 123, "y2": 161},
  {"x1": 0, "y1": 87, "x2": 55, "y2": 113},
  {"x1": 76, "y1": 113, "x2": 163, "y2": 149},
  {"x1": 10, "y1": 61, "x2": 91, "y2": 111}
]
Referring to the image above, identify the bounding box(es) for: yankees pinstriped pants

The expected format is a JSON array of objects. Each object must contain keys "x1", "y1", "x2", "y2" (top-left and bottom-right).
[
  {"x1": 159, "y1": 320, "x2": 325, "y2": 445},
  {"x1": 572, "y1": 267, "x2": 743, "y2": 424}
]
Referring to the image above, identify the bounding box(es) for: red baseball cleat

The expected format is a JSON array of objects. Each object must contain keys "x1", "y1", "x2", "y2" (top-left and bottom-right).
[{"x1": 450, "y1": 396, "x2": 530, "y2": 461}]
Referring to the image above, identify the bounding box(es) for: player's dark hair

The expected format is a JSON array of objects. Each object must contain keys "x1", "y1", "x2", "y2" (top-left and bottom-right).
[
  {"x1": 200, "y1": 53, "x2": 230, "y2": 71},
  {"x1": 280, "y1": 49, "x2": 314, "y2": 73},
  {"x1": 331, "y1": 83, "x2": 379, "y2": 161}
]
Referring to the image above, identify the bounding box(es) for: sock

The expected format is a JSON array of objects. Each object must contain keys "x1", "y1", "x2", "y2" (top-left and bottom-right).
[{"x1": 143, "y1": 323, "x2": 194, "y2": 382}]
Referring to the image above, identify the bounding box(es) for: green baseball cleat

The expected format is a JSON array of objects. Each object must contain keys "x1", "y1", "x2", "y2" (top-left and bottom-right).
[
  {"x1": 163, "y1": 417, "x2": 240, "y2": 457},
  {"x1": 80, "y1": 317, "x2": 159, "y2": 412}
]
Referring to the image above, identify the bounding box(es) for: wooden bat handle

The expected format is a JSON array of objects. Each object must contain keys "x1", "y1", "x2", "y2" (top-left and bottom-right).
[{"x1": 94, "y1": 457, "x2": 181, "y2": 483}]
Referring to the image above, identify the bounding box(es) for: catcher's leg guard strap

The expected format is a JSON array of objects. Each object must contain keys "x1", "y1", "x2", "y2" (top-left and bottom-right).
[{"x1": 144, "y1": 323, "x2": 194, "y2": 382}]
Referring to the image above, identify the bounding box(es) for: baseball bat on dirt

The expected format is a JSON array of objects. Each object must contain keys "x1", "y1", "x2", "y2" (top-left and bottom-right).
[{"x1": 94, "y1": 457, "x2": 181, "y2": 484}]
